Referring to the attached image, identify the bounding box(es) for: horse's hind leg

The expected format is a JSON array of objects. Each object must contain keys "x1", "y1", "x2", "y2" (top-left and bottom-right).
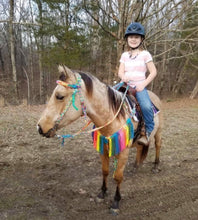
[
  {"x1": 133, "y1": 144, "x2": 143, "y2": 171},
  {"x1": 152, "y1": 127, "x2": 162, "y2": 173},
  {"x1": 110, "y1": 148, "x2": 129, "y2": 215},
  {"x1": 134, "y1": 142, "x2": 149, "y2": 172},
  {"x1": 96, "y1": 147, "x2": 109, "y2": 202}
]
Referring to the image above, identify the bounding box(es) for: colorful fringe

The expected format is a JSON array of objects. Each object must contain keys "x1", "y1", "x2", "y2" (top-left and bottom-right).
[{"x1": 92, "y1": 118, "x2": 134, "y2": 157}]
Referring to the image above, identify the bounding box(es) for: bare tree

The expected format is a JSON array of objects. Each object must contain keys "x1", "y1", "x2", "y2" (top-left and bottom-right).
[
  {"x1": 0, "y1": 0, "x2": 197, "y2": 103},
  {"x1": 190, "y1": 80, "x2": 198, "y2": 99},
  {"x1": 34, "y1": 0, "x2": 45, "y2": 104},
  {"x1": 9, "y1": 0, "x2": 18, "y2": 100}
]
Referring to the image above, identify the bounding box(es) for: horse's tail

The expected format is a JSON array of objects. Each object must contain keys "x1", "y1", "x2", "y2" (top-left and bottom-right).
[{"x1": 140, "y1": 145, "x2": 149, "y2": 163}]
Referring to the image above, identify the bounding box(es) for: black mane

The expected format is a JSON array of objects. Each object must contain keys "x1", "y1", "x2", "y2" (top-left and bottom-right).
[
  {"x1": 79, "y1": 72, "x2": 93, "y2": 97},
  {"x1": 107, "y1": 86, "x2": 125, "y2": 119},
  {"x1": 78, "y1": 71, "x2": 125, "y2": 118}
]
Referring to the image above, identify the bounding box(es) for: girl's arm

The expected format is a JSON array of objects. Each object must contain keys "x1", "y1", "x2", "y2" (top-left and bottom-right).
[
  {"x1": 145, "y1": 61, "x2": 157, "y2": 86},
  {"x1": 118, "y1": 62, "x2": 125, "y2": 79},
  {"x1": 136, "y1": 61, "x2": 157, "y2": 92},
  {"x1": 118, "y1": 62, "x2": 129, "y2": 82}
]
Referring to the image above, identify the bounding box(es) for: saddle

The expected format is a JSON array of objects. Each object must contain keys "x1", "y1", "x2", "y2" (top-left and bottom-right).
[{"x1": 117, "y1": 84, "x2": 145, "y2": 142}]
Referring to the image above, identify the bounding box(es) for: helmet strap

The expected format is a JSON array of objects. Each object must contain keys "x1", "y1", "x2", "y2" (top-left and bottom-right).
[{"x1": 130, "y1": 45, "x2": 141, "y2": 50}]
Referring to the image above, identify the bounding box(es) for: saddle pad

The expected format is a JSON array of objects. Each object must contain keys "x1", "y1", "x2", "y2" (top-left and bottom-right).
[
  {"x1": 126, "y1": 95, "x2": 160, "y2": 122},
  {"x1": 152, "y1": 103, "x2": 160, "y2": 116}
]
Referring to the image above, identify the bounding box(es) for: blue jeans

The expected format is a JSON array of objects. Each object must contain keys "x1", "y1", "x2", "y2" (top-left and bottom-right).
[{"x1": 136, "y1": 89, "x2": 154, "y2": 134}]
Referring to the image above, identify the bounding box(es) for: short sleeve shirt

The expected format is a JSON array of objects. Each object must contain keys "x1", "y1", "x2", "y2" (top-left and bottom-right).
[{"x1": 120, "y1": 50, "x2": 153, "y2": 86}]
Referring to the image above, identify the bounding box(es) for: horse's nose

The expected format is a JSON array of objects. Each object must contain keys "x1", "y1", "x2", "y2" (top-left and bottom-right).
[{"x1": 37, "y1": 124, "x2": 43, "y2": 135}]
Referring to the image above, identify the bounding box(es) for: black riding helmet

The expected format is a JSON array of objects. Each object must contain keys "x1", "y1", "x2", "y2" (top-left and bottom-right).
[{"x1": 124, "y1": 22, "x2": 145, "y2": 39}]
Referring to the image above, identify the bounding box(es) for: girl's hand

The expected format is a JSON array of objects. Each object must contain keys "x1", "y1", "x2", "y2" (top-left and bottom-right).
[{"x1": 135, "y1": 83, "x2": 145, "y2": 92}]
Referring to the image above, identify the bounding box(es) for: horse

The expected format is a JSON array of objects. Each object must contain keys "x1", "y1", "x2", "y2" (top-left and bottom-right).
[{"x1": 37, "y1": 65, "x2": 162, "y2": 215}]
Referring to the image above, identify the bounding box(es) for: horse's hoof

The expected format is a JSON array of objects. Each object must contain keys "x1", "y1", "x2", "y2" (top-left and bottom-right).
[
  {"x1": 95, "y1": 196, "x2": 104, "y2": 203},
  {"x1": 95, "y1": 191, "x2": 107, "y2": 203},
  {"x1": 110, "y1": 208, "x2": 120, "y2": 216},
  {"x1": 110, "y1": 200, "x2": 120, "y2": 215},
  {"x1": 132, "y1": 166, "x2": 138, "y2": 173},
  {"x1": 152, "y1": 167, "x2": 161, "y2": 173}
]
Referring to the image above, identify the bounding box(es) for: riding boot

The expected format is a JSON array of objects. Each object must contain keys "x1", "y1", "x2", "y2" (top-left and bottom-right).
[{"x1": 137, "y1": 132, "x2": 150, "y2": 146}]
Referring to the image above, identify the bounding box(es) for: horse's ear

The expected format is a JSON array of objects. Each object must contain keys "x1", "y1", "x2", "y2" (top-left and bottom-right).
[
  {"x1": 58, "y1": 65, "x2": 73, "y2": 82},
  {"x1": 59, "y1": 73, "x2": 67, "y2": 81}
]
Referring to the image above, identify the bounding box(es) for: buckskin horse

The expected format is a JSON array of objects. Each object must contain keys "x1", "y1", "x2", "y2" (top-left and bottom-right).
[{"x1": 37, "y1": 65, "x2": 162, "y2": 215}]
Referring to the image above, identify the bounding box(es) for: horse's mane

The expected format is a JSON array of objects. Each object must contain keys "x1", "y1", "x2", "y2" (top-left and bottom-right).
[
  {"x1": 79, "y1": 72, "x2": 93, "y2": 96},
  {"x1": 78, "y1": 71, "x2": 125, "y2": 119},
  {"x1": 107, "y1": 86, "x2": 125, "y2": 119}
]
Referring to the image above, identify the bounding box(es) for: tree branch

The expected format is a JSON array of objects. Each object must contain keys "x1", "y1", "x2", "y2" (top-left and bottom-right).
[{"x1": 0, "y1": 20, "x2": 42, "y2": 26}]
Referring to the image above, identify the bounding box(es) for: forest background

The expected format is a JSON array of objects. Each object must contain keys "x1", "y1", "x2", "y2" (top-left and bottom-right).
[{"x1": 0, "y1": 0, "x2": 198, "y2": 105}]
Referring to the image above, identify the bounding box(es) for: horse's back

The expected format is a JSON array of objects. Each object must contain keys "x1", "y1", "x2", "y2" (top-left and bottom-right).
[
  {"x1": 148, "y1": 90, "x2": 163, "y2": 132},
  {"x1": 148, "y1": 90, "x2": 162, "y2": 111}
]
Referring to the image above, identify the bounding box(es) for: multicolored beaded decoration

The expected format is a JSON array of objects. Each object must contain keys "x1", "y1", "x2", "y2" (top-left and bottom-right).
[{"x1": 56, "y1": 76, "x2": 87, "y2": 125}]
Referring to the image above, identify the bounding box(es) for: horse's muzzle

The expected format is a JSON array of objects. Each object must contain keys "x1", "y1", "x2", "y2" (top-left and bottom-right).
[{"x1": 37, "y1": 124, "x2": 56, "y2": 138}]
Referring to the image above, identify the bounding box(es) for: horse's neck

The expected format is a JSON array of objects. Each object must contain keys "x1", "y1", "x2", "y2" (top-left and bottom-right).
[
  {"x1": 82, "y1": 80, "x2": 111, "y2": 124},
  {"x1": 82, "y1": 80, "x2": 126, "y2": 136}
]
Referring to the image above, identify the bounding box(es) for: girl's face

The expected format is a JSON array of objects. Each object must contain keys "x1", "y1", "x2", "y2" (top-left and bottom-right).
[{"x1": 127, "y1": 35, "x2": 142, "y2": 48}]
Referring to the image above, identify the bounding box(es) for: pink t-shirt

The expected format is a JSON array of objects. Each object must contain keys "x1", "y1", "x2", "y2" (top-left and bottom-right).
[{"x1": 120, "y1": 50, "x2": 153, "y2": 86}]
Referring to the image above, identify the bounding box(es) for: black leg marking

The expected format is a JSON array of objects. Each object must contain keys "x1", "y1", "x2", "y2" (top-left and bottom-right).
[
  {"x1": 110, "y1": 186, "x2": 121, "y2": 215},
  {"x1": 96, "y1": 180, "x2": 108, "y2": 202}
]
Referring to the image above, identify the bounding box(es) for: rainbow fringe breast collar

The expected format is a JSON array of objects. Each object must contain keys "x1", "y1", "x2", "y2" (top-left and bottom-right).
[{"x1": 92, "y1": 118, "x2": 134, "y2": 157}]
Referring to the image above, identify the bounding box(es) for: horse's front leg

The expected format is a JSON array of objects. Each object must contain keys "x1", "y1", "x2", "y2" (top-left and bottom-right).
[
  {"x1": 96, "y1": 145, "x2": 109, "y2": 202},
  {"x1": 110, "y1": 148, "x2": 130, "y2": 215}
]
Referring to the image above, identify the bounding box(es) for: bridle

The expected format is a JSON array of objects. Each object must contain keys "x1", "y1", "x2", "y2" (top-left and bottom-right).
[
  {"x1": 43, "y1": 74, "x2": 87, "y2": 140},
  {"x1": 55, "y1": 75, "x2": 87, "y2": 125}
]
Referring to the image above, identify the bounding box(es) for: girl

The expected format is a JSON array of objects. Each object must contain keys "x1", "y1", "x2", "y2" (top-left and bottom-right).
[{"x1": 118, "y1": 22, "x2": 157, "y2": 146}]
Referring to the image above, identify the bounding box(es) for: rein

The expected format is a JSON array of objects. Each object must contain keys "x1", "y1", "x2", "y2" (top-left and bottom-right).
[{"x1": 55, "y1": 76, "x2": 129, "y2": 145}]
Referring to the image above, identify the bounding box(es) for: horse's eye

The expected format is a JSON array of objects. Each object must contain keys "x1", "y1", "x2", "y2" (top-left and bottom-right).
[{"x1": 56, "y1": 94, "x2": 64, "y2": 100}]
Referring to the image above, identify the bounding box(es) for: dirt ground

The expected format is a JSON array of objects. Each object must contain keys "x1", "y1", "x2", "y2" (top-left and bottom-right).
[{"x1": 0, "y1": 98, "x2": 198, "y2": 220}]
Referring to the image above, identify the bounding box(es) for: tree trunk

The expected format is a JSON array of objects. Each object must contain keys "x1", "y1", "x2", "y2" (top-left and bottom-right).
[
  {"x1": 39, "y1": 52, "x2": 45, "y2": 103},
  {"x1": 29, "y1": 34, "x2": 34, "y2": 103},
  {"x1": 23, "y1": 67, "x2": 30, "y2": 105},
  {"x1": 0, "y1": 46, "x2": 5, "y2": 80},
  {"x1": 190, "y1": 79, "x2": 198, "y2": 99},
  {"x1": 36, "y1": 0, "x2": 45, "y2": 104},
  {"x1": 91, "y1": 2, "x2": 99, "y2": 74},
  {"x1": 29, "y1": 0, "x2": 35, "y2": 103},
  {"x1": 9, "y1": 0, "x2": 18, "y2": 100}
]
